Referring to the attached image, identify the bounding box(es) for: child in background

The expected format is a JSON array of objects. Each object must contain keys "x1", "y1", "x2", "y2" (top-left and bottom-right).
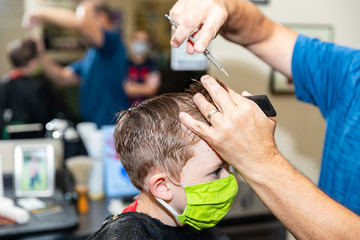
[
  {"x1": 124, "y1": 30, "x2": 161, "y2": 106},
  {"x1": 0, "y1": 38, "x2": 65, "y2": 138},
  {"x1": 89, "y1": 80, "x2": 238, "y2": 239}
]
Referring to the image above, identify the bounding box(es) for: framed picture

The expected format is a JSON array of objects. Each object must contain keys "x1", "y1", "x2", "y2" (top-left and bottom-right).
[
  {"x1": 14, "y1": 144, "x2": 55, "y2": 197},
  {"x1": 270, "y1": 70, "x2": 295, "y2": 94},
  {"x1": 270, "y1": 24, "x2": 334, "y2": 94}
]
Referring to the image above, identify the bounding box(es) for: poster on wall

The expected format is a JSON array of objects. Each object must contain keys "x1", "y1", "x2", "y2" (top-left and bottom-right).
[
  {"x1": 270, "y1": 24, "x2": 334, "y2": 94},
  {"x1": 102, "y1": 125, "x2": 139, "y2": 198},
  {"x1": 171, "y1": 40, "x2": 209, "y2": 71}
]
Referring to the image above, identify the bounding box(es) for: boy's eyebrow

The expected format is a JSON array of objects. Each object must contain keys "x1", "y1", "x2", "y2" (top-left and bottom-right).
[
  {"x1": 212, "y1": 160, "x2": 227, "y2": 169},
  {"x1": 203, "y1": 159, "x2": 222, "y2": 172}
]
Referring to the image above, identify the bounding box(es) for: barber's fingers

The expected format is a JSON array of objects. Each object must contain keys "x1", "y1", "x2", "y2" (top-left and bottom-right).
[
  {"x1": 179, "y1": 112, "x2": 215, "y2": 140},
  {"x1": 186, "y1": 27, "x2": 203, "y2": 55},
  {"x1": 22, "y1": 14, "x2": 33, "y2": 29},
  {"x1": 22, "y1": 12, "x2": 41, "y2": 29},
  {"x1": 186, "y1": 31, "x2": 197, "y2": 55},
  {"x1": 227, "y1": 89, "x2": 247, "y2": 105},
  {"x1": 200, "y1": 75, "x2": 234, "y2": 113},
  {"x1": 193, "y1": 93, "x2": 222, "y2": 124},
  {"x1": 169, "y1": 1, "x2": 205, "y2": 48},
  {"x1": 33, "y1": 38, "x2": 45, "y2": 53},
  {"x1": 169, "y1": 0, "x2": 227, "y2": 53},
  {"x1": 241, "y1": 90, "x2": 252, "y2": 97},
  {"x1": 186, "y1": 41, "x2": 195, "y2": 55},
  {"x1": 192, "y1": 10, "x2": 227, "y2": 53}
]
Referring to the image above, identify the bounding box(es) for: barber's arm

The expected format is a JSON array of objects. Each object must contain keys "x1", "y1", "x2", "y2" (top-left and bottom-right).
[
  {"x1": 169, "y1": 0, "x2": 297, "y2": 77},
  {"x1": 39, "y1": 53, "x2": 80, "y2": 88},
  {"x1": 23, "y1": 3, "x2": 103, "y2": 48},
  {"x1": 33, "y1": 39, "x2": 80, "y2": 88},
  {"x1": 179, "y1": 75, "x2": 360, "y2": 239}
]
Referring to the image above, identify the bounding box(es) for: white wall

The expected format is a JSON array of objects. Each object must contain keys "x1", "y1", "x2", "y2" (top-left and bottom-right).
[
  {"x1": 209, "y1": 1, "x2": 360, "y2": 239},
  {"x1": 0, "y1": 0, "x2": 25, "y2": 79}
]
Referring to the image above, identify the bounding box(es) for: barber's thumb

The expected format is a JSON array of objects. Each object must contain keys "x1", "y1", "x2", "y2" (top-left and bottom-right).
[{"x1": 241, "y1": 91, "x2": 253, "y2": 96}]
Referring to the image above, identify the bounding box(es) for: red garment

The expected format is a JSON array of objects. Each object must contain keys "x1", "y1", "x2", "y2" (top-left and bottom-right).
[
  {"x1": 8, "y1": 70, "x2": 24, "y2": 80},
  {"x1": 122, "y1": 199, "x2": 139, "y2": 213}
]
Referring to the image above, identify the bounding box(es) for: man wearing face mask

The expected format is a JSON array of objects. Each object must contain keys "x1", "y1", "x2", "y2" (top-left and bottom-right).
[
  {"x1": 124, "y1": 30, "x2": 161, "y2": 107},
  {"x1": 23, "y1": 1, "x2": 128, "y2": 127}
]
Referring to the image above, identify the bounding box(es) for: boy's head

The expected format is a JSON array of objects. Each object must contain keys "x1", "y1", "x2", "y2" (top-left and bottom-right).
[
  {"x1": 114, "y1": 81, "x2": 221, "y2": 191},
  {"x1": 76, "y1": 1, "x2": 114, "y2": 27},
  {"x1": 114, "y1": 79, "x2": 238, "y2": 229},
  {"x1": 129, "y1": 30, "x2": 152, "y2": 57},
  {"x1": 7, "y1": 38, "x2": 38, "y2": 69}
]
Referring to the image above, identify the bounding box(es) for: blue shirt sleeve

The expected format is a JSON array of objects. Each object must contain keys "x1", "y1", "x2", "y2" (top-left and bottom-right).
[
  {"x1": 68, "y1": 30, "x2": 124, "y2": 80},
  {"x1": 292, "y1": 34, "x2": 360, "y2": 118},
  {"x1": 69, "y1": 57, "x2": 83, "y2": 78}
]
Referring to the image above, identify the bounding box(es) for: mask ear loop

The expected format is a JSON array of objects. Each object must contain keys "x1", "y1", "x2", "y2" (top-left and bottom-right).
[
  {"x1": 155, "y1": 173, "x2": 185, "y2": 218},
  {"x1": 155, "y1": 197, "x2": 179, "y2": 217},
  {"x1": 164, "y1": 173, "x2": 185, "y2": 188}
]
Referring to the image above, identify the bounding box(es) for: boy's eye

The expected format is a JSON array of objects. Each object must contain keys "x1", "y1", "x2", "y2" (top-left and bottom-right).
[{"x1": 211, "y1": 168, "x2": 222, "y2": 177}]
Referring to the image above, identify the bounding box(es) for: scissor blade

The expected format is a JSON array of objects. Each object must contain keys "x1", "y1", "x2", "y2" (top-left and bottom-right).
[
  {"x1": 203, "y1": 50, "x2": 229, "y2": 76},
  {"x1": 165, "y1": 14, "x2": 229, "y2": 77}
]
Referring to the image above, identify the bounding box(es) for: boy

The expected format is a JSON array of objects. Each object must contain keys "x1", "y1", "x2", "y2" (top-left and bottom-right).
[
  {"x1": 124, "y1": 29, "x2": 161, "y2": 106},
  {"x1": 89, "y1": 81, "x2": 238, "y2": 239},
  {"x1": 0, "y1": 38, "x2": 65, "y2": 138}
]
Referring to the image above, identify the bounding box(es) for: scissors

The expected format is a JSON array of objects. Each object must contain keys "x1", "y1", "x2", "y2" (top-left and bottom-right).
[{"x1": 165, "y1": 14, "x2": 229, "y2": 77}]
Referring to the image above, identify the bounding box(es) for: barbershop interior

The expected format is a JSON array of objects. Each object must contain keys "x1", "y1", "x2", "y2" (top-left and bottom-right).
[{"x1": 1, "y1": 0, "x2": 360, "y2": 239}]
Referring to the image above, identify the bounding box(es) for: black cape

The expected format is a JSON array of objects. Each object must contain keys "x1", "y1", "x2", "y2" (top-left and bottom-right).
[{"x1": 88, "y1": 212, "x2": 230, "y2": 240}]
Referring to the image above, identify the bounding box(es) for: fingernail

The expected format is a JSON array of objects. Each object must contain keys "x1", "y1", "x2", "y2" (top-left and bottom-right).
[
  {"x1": 170, "y1": 39, "x2": 178, "y2": 48},
  {"x1": 195, "y1": 42, "x2": 205, "y2": 53},
  {"x1": 200, "y1": 75, "x2": 210, "y2": 82},
  {"x1": 242, "y1": 91, "x2": 252, "y2": 96},
  {"x1": 179, "y1": 112, "x2": 188, "y2": 121},
  {"x1": 193, "y1": 93, "x2": 201, "y2": 99},
  {"x1": 179, "y1": 112, "x2": 185, "y2": 119}
]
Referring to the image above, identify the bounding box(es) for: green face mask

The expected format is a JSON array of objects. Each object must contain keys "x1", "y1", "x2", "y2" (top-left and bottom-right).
[{"x1": 156, "y1": 173, "x2": 238, "y2": 230}]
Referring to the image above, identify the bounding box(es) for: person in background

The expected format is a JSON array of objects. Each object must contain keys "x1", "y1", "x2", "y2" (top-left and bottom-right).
[
  {"x1": 89, "y1": 80, "x2": 237, "y2": 239},
  {"x1": 124, "y1": 30, "x2": 161, "y2": 107},
  {"x1": 0, "y1": 38, "x2": 64, "y2": 139},
  {"x1": 28, "y1": 156, "x2": 41, "y2": 190},
  {"x1": 168, "y1": 0, "x2": 360, "y2": 238},
  {"x1": 22, "y1": 0, "x2": 128, "y2": 127}
]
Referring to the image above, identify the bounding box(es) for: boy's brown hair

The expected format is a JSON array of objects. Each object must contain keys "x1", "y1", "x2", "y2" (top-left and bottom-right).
[
  {"x1": 114, "y1": 80, "x2": 226, "y2": 190},
  {"x1": 7, "y1": 38, "x2": 37, "y2": 68}
]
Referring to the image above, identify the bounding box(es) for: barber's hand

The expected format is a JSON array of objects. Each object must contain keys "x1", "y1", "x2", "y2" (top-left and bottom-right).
[
  {"x1": 22, "y1": 10, "x2": 44, "y2": 29},
  {"x1": 34, "y1": 38, "x2": 45, "y2": 56},
  {"x1": 179, "y1": 75, "x2": 278, "y2": 173},
  {"x1": 169, "y1": 0, "x2": 229, "y2": 54}
]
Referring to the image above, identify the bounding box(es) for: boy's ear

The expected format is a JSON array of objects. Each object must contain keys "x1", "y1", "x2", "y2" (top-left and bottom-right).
[{"x1": 148, "y1": 173, "x2": 173, "y2": 201}]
